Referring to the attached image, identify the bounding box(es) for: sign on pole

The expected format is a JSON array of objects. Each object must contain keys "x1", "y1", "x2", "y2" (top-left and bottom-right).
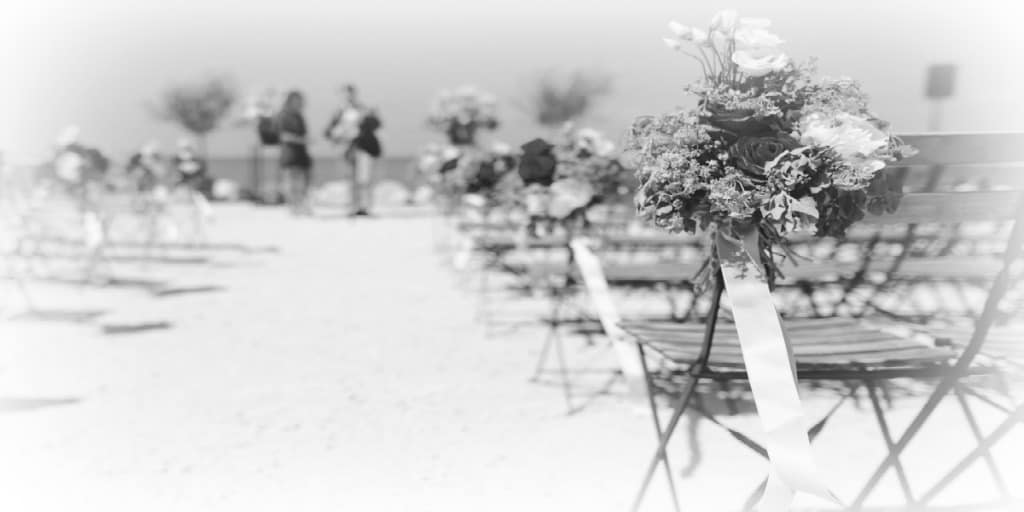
[{"x1": 925, "y1": 64, "x2": 956, "y2": 100}]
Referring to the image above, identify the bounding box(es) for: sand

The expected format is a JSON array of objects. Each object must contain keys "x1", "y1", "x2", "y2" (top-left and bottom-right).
[{"x1": 1, "y1": 203, "x2": 1022, "y2": 511}]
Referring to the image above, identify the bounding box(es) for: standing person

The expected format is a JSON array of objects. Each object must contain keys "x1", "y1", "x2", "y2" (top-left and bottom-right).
[
  {"x1": 278, "y1": 90, "x2": 314, "y2": 216},
  {"x1": 173, "y1": 137, "x2": 214, "y2": 242},
  {"x1": 126, "y1": 140, "x2": 174, "y2": 245},
  {"x1": 325, "y1": 84, "x2": 381, "y2": 217},
  {"x1": 126, "y1": 141, "x2": 168, "y2": 198},
  {"x1": 53, "y1": 126, "x2": 110, "y2": 277},
  {"x1": 172, "y1": 137, "x2": 208, "y2": 192}
]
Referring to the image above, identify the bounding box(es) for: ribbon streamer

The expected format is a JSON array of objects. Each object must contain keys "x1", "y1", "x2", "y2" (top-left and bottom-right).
[
  {"x1": 83, "y1": 211, "x2": 104, "y2": 251},
  {"x1": 452, "y1": 233, "x2": 473, "y2": 270},
  {"x1": 715, "y1": 230, "x2": 838, "y2": 510},
  {"x1": 569, "y1": 238, "x2": 645, "y2": 387}
]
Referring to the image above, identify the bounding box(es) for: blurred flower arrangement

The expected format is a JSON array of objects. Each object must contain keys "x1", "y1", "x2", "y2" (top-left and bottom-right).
[
  {"x1": 427, "y1": 86, "x2": 500, "y2": 146},
  {"x1": 628, "y1": 10, "x2": 915, "y2": 277},
  {"x1": 517, "y1": 126, "x2": 635, "y2": 232},
  {"x1": 418, "y1": 142, "x2": 520, "y2": 210}
]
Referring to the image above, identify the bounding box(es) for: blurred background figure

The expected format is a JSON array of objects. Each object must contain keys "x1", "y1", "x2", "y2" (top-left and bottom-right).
[
  {"x1": 278, "y1": 90, "x2": 314, "y2": 216},
  {"x1": 126, "y1": 140, "x2": 174, "y2": 244},
  {"x1": 325, "y1": 84, "x2": 381, "y2": 217},
  {"x1": 173, "y1": 137, "x2": 209, "y2": 193},
  {"x1": 53, "y1": 125, "x2": 110, "y2": 209},
  {"x1": 126, "y1": 141, "x2": 167, "y2": 195},
  {"x1": 241, "y1": 87, "x2": 285, "y2": 204},
  {"x1": 173, "y1": 137, "x2": 214, "y2": 243},
  {"x1": 52, "y1": 126, "x2": 111, "y2": 278}
]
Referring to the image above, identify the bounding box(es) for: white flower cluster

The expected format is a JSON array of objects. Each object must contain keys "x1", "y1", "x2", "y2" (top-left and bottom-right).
[
  {"x1": 664, "y1": 9, "x2": 789, "y2": 78},
  {"x1": 428, "y1": 85, "x2": 498, "y2": 124}
]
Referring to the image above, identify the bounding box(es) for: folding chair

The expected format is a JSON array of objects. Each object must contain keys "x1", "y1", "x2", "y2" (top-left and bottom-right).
[
  {"x1": 623, "y1": 132, "x2": 1024, "y2": 511},
  {"x1": 528, "y1": 237, "x2": 702, "y2": 413}
]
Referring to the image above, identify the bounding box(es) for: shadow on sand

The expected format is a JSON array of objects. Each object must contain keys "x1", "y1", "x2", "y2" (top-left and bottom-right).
[
  {"x1": 9, "y1": 308, "x2": 107, "y2": 323},
  {"x1": 0, "y1": 396, "x2": 82, "y2": 413},
  {"x1": 101, "y1": 321, "x2": 172, "y2": 334}
]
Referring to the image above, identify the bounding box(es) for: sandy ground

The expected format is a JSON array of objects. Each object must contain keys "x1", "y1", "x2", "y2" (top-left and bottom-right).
[{"x1": 1, "y1": 203, "x2": 1022, "y2": 512}]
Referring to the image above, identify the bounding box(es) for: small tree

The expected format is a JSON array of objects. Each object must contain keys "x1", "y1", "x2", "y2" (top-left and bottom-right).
[
  {"x1": 153, "y1": 75, "x2": 237, "y2": 155},
  {"x1": 526, "y1": 70, "x2": 613, "y2": 129}
]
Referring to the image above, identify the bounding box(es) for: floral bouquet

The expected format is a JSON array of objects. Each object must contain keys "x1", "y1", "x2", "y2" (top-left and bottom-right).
[
  {"x1": 427, "y1": 85, "x2": 500, "y2": 146},
  {"x1": 516, "y1": 126, "x2": 635, "y2": 234},
  {"x1": 628, "y1": 10, "x2": 914, "y2": 282},
  {"x1": 625, "y1": 12, "x2": 918, "y2": 508},
  {"x1": 418, "y1": 141, "x2": 520, "y2": 211}
]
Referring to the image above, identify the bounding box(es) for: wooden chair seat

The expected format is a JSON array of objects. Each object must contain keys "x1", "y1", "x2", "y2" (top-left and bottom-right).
[
  {"x1": 475, "y1": 234, "x2": 567, "y2": 252},
  {"x1": 621, "y1": 317, "x2": 956, "y2": 371},
  {"x1": 523, "y1": 261, "x2": 701, "y2": 287},
  {"x1": 889, "y1": 257, "x2": 1005, "y2": 281},
  {"x1": 928, "y1": 324, "x2": 1023, "y2": 361}
]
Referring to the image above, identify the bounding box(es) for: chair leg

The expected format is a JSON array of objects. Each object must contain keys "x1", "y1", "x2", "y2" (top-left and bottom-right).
[
  {"x1": 530, "y1": 287, "x2": 566, "y2": 382},
  {"x1": 630, "y1": 370, "x2": 695, "y2": 512},
  {"x1": 851, "y1": 375, "x2": 958, "y2": 510},
  {"x1": 633, "y1": 342, "x2": 682, "y2": 512},
  {"x1": 952, "y1": 387, "x2": 1010, "y2": 499},
  {"x1": 530, "y1": 326, "x2": 556, "y2": 383},
  {"x1": 918, "y1": 404, "x2": 1024, "y2": 506},
  {"x1": 552, "y1": 327, "x2": 575, "y2": 414},
  {"x1": 864, "y1": 380, "x2": 916, "y2": 506}
]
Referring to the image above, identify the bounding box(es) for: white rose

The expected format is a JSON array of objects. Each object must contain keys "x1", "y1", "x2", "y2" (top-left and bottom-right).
[
  {"x1": 575, "y1": 128, "x2": 617, "y2": 157},
  {"x1": 440, "y1": 146, "x2": 462, "y2": 161},
  {"x1": 548, "y1": 179, "x2": 595, "y2": 219},
  {"x1": 463, "y1": 194, "x2": 487, "y2": 208},
  {"x1": 524, "y1": 188, "x2": 549, "y2": 217},
  {"x1": 55, "y1": 152, "x2": 83, "y2": 182},
  {"x1": 731, "y1": 50, "x2": 789, "y2": 77},
  {"x1": 799, "y1": 112, "x2": 888, "y2": 160},
  {"x1": 491, "y1": 141, "x2": 511, "y2": 155}
]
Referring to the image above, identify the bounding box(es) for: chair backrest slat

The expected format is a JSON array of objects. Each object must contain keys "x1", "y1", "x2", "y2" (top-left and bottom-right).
[
  {"x1": 863, "y1": 191, "x2": 1023, "y2": 225},
  {"x1": 899, "y1": 132, "x2": 1024, "y2": 166}
]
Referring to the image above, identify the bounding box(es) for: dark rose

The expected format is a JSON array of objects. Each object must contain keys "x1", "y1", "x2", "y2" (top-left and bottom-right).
[
  {"x1": 702, "y1": 105, "x2": 784, "y2": 139},
  {"x1": 518, "y1": 138, "x2": 558, "y2": 186},
  {"x1": 467, "y1": 160, "x2": 498, "y2": 193},
  {"x1": 729, "y1": 135, "x2": 799, "y2": 177},
  {"x1": 447, "y1": 120, "x2": 477, "y2": 146}
]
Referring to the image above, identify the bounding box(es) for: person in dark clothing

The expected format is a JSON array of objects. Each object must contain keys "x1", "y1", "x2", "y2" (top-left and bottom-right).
[
  {"x1": 324, "y1": 84, "x2": 381, "y2": 216},
  {"x1": 173, "y1": 138, "x2": 214, "y2": 237},
  {"x1": 125, "y1": 141, "x2": 167, "y2": 194},
  {"x1": 172, "y1": 138, "x2": 208, "y2": 192},
  {"x1": 278, "y1": 90, "x2": 314, "y2": 215}
]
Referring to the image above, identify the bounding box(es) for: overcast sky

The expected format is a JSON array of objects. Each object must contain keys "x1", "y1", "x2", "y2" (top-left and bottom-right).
[{"x1": 2, "y1": 0, "x2": 1023, "y2": 163}]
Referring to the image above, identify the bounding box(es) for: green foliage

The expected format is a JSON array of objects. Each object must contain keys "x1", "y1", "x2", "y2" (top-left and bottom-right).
[
  {"x1": 154, "y1": 75, "x2": 237, "y2": 140},
  {"x1": 527, "y1": 70, "x2": 612, "y2": 128}
]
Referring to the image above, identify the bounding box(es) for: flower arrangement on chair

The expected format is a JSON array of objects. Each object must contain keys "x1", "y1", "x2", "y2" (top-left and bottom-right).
[
  {"x1": 623, "y1": 11, "x2": 917, "y2": 509},
  {"x1": 628, "y1": 10, "x2": 915, "y2": 283},
  {"x1": 426, "y1": 85, "x2": 500, "y2": 147},
  {"x1": 516, "y1": 126, "x2": 635, "y2": 236},
  {"x1": 418, "y1": 142, "x2": 520, "y2": 212}
]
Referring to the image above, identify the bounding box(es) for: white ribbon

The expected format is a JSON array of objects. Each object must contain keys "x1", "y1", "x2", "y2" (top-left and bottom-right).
[
  {"x1": 83, "y1": 211, "x2": 104, "y2": 250},
  {"x1": 452, "y1": 233, "x2": 474, "y2": 270},
  {"x1": 715, "y1": 231, "x2": 838, "y2": 511},
  {"x1": 569, "y1": 238, "x2": 645, "y2": 388}
]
